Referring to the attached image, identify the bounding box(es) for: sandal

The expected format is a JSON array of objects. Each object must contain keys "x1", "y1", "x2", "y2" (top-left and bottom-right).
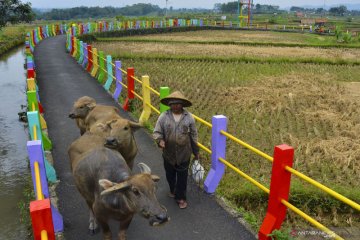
[
  {"x1": 168, "y1": 192, "x2": 175, "y2": 198},
  {"x1": 177, "y1": 200, "x2": 187, "y2": 209}
]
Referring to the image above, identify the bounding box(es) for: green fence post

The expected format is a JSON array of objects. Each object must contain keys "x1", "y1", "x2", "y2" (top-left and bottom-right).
[
  {"x1": 159, "y1": 87, "x2": 170, "y2": 113},
  {"x1": 97, "y1": 51, "x2": 106, "y2": 84}
]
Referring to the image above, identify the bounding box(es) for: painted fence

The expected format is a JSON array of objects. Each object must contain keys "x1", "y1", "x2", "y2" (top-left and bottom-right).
[
  {"x1": 25, "y1": 25, "x2": 64, "y2": 240},
  {"x1": 66, "y1": 20, "x2": 359, "y2": 240}
]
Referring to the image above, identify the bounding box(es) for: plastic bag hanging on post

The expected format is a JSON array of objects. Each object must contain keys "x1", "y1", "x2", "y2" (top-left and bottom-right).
[{"x1": 191, "y1": 159, "x2": 205, "y2": 183}]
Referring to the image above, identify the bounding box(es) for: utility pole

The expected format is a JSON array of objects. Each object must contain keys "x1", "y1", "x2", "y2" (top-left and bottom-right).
[
  {"x1": 165, "y1": 0, "x2": 168, "y2": 18},
  {"x1": 238, "y1": 0, "x2": 240, "y2": 27}
]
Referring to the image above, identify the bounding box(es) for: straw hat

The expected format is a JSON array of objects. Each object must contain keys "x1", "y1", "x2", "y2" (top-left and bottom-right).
[{"x1": 160, "y1": 91, "x2": 192, "y2": 107}]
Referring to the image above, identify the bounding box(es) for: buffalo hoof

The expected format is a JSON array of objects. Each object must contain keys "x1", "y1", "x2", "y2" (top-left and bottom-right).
[{"x1": 88, "y1": 227, "x2": 100, "y2": 235}]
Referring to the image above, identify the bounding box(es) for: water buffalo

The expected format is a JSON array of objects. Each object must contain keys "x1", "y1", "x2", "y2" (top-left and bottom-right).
[
  {"x1": 68, "y1": 96, "x2": 96, "y2": 135},
  {"x1": 71, "y1": 147, "x2": 168, "y2": 240},
  {"x1": 68, "y1": 96, "x2": 121, "y2": 135},
  {"x1": 68, "y1": 118, "x2": 142, "y2": 170}
]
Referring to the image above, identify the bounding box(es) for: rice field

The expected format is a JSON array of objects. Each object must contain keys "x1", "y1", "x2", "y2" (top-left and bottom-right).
[
  {"x1": 99, "y1": 30, "x2": 339, "y2": 45},
  {"x1": 92, "y1": 29, "x2": 360, "y2": 230},
  {"x1": 94, "y1": 40, "x2": 360, "y2": 62}
]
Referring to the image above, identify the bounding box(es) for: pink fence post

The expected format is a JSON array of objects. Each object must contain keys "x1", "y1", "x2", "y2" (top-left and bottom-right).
[
  {"x1": 123, "y1": 67, "x2": 134, "y2": 111},
  {"x1": 258, "y1": 144, "x2": 294, "y2": 240},
  {"x1": 30, "y1": 199, "x2": 55, "y2": 240}
]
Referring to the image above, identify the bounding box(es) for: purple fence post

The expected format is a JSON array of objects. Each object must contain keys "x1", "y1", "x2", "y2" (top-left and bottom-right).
[
  {"x1": 204, "y1": 115, "x2": 227, "y2": 193},
  {"x1": 27, "y1": 140, "x2": 49, "y2": 199},
  {"x1": 82, "y1": 42, "x2": 88, "y2": 68},
  {"x1": 112, "y1": 60, "x2": 122, "y2": 101},
  {"x1": 51, "y1": 204, "x2": 64, "y2": 233}
]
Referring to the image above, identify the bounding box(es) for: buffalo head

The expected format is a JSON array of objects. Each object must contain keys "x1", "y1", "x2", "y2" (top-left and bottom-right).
[
  {"x1": 69, "y1": 96, "x2": 96, "y2": 119},
  {"x1": 99, "y1": 163, "x2": 169, "y2": 226},
  {"x1": 103, "y1": 119, "x2": 142, "y2": 149}
]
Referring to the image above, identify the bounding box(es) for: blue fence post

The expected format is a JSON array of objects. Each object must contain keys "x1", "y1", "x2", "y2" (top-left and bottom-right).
[
  {"x1": 112, "y1": 60, "x2": 122, "y2": 101},
  {"x1": 27, "y1": 56, "x2": 34, "y2": 69},
  {"x1": 204, "y1": 115, "x2": 227, "y2": 193},
  {"x1": 104, "y1": 55, "x2": 113, "y2": 91},
  {"x1": 27, "y1": 140, "x2": 49, "y2": 199}
]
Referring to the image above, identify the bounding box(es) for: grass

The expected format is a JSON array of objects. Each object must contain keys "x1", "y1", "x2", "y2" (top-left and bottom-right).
[
  {"x1": 18, "y1": 175, "x2": 35, "y2": 240},
  {"x1": 0, "y1": 25, "x2": 33, "y2": 56},
  {"x1": 88, "y1": 28, "x2": 360, "y2": 234}
]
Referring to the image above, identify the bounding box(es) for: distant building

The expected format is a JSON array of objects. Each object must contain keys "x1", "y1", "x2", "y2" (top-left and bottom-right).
[
  {"x1": 296, "y1": 11, "x2": 304, "y2": 18},
  {"x1": 301, "y1": 18, "x2": 315, "y2": 25}
]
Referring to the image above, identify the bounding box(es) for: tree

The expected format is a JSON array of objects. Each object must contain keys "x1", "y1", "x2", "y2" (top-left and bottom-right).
[
  {"x1": 338, "y1": 5, "x2": 347, "y2": 16},
  {"x1": 329, "y1": 5, "x2": 348, "y2": 16},
  {"x1": 315, "y1": 8, "x2": 325, "y2": 14},
  {"x1": 0, "y1": 0, "x2": 34, "y2": 29}
]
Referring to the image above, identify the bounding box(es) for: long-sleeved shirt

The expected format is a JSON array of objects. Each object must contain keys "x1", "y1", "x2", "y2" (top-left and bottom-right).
[{"x1": 153, "y1": 109, "x2": 199, "y2": 166}]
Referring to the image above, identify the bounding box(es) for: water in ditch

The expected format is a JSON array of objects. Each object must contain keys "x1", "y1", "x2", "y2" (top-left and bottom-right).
[{"x1": 0, "y1": 47, "x2": 31, "y2": 240}]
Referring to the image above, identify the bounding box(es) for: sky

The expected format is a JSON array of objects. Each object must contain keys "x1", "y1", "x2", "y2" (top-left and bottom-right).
[{"x1": 26, "y1": 1, "x2": 360, "y2": 9}]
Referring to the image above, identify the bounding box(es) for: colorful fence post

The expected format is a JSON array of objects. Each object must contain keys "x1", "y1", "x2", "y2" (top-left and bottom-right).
[
  {"x1": 30, "y1": 199, "x2": 55, "y2": 240},
  {"x1": 113, "y1": 61, "x2": 122, "y2": 101},
  {"x1": 68, "y1": 35, "x2": 73, "y2": 53},
  {"x1": 27, "y1": 112, "x2": 56, "y2": 183},
  {"x1": 97, "y1": 51, "x2": 106, "y2": 83},
  {"x1": 204, "y1": 115, "x2": 227, "y2": 193},
  {"x1": 139, "y1": 75, "x2": 151, "y2": 124},
  {"x1": 81, "y1": 42, "x2": 88, "y2": 68},
  {"x1": 90, "y1": 48, "x2": 99, "y2": 77},
  {"x1": 71, "y1": 37, "x2": 77, "y2": 57},
  {"x1": 258, "y1": 144, "x2": 294, "y2": 240},
  {"x1": 159, "y1": 87, "x2": 170, "y2": 113},
  {"x1": 27, "y1": 78, "x2": 36, "y2": 91},
  {"x1": 103, "y1": 55, "x2": 113, "y2": 91},
  {"x1": 28, "y1": 66, "x2": 35, "y2": 78},
  {"x1": 123, "y1": 67, "x2": 135, "y2": 111},
  {"x1": 78, "y1": 41, "x2": 84, "y2": 64},
  {"x1": 75, "y1": 39, "x2": 81, "y2": 61},
  {"x1": 27, "y1": 90, "x2": 39, "y2": 112},
  {"x1": 27, "y1": 140, "x2": 49, "y2": 199},
  {"x1": 86, "y1": 45, "x2": 93, "y2": 72}
]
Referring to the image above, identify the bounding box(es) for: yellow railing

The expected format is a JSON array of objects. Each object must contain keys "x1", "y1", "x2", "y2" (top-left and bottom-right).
[{"x1": 41, "y1": 230, "x2": 48, "y2": 240}]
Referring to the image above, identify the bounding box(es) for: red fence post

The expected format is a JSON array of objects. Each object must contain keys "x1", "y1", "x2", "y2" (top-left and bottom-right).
[
  {"x1": 123, "y1": 67, "x2": 134, "y2": 111},
  {"x1": 28, "y1": 68, "x2": 35, "y2": 79},
  {"x1": 70, "y1": 36, "x2": 74, "y2": 55},
  {"x1": 258, "y1": 144, "x2": 294, "y2": 240},
  {"x1": 30, "y1": 199, "x2": 55, "y2": 240},
  {"x1": 86, "y1": 45, "x2": 93, "y2": 72}
]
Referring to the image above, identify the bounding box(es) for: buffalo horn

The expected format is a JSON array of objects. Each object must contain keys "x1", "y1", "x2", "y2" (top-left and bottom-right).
[
  {"x1": 137, "y1": 163, "x2": 151, "y2": 174},
  {"x1": 100, "y1": 181, "x2": 130, "y2": 195}
]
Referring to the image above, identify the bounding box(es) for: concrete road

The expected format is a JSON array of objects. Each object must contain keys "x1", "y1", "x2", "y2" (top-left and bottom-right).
[{"x1": 34, "y1": 35, "x2": 256, "y2": 240}]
